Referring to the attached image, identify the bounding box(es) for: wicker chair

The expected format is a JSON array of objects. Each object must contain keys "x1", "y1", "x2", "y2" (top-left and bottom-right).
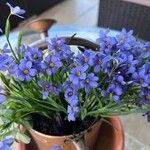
[{"x1": 98, "y1": 0, "x2": 150, "y2": 40}]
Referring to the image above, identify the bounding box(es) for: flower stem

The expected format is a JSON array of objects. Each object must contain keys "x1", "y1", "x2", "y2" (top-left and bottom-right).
[
  {"x1": 6, "y1": 38, "x2": 19, "y2": 62},
  {"x1": 5, "y1": 14, "x2": 19, "y2": 62}
]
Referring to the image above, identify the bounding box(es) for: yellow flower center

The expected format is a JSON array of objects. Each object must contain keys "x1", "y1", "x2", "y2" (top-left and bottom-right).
[
  {"x1": 142, "y1": 47, "x2": 147, "y2": 52},
  {"x1": 127, "y1": 64, "x2": 131, "y2": 67},
  {"x1": 146, "y1": 96, "x2": 150, "y2": 100},
  {"x1": 49, "y1": 63, "x2": 55, "y2": 68},
  {"x1": 139, "y1": 79, "x2": 144, "y2": 83},
  {"x1": 147, "y1": 86, "x2": 150, "y2": 90},
  {"x1": 23, "y1": 69, "x2": 29, "y2": 75},
  {"x1": 85, "y1": 78, "x2": 90, "y2": 83},
  {"x1": 68, "y1": 91, "x2": 73, "y2": 96},
  {"x1": 56, "y1": 46, "x2": 61, "y2": 51},
  {"x1": 33, "y1": 54, "x2": 38, "y2": 59},
  {"x1": 120, "y1": 40, "x2": 124, "y2": 44},
  {"x1": 0, "y1": 49, "x2": 3, "y2": 54},
  {"x1": 44, "y1": 85, "x2": 49, "y2": 91},
  {"x1": 84, "y1": 58, "x2": 88, "y2": 63},
  {"x1": 98, "y1": 60, "x2": 102, "y2": 65},
  {"x1": 76, "y1": 71, "x2": 81, "y2": 77}
]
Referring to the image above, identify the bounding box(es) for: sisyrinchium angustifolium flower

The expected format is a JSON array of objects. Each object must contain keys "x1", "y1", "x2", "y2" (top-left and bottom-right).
[
  {"x1": 6, "y1": 2, "x2": 25, "y2": 18},
  {"x1": 0, "y1": 2, "x2": 150, "y2": 147}
]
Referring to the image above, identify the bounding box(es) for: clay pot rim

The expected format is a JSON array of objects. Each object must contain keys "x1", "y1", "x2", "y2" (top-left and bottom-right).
[
  {"x1": 27, "y1": 18, "x2": 56, "y2": 27},
  {"x1": 27, "y1": 18, "x2": 57, "y2": 33},
  {"x1": 28, "y1": 18, "x2": 56, "y2": 24},
  {"x1": 29, "y1": 120, "x2": 101, "y2": 139}
]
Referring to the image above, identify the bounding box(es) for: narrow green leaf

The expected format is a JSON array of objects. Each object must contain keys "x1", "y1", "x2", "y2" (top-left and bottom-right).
[
  {"x1": 109, "y1": 93, "x2": 113, "y2": 101},
  {"x1": 5, "y1": 19, "x2": 10, "y2": 38},
  {"x1": 17, "y1": 31, "x2": 23, "y2": 49},
  {"x1": 20, "y1": 119, "x2": 32, "y2": 129},
  {"x1": 17, "y1": 132, "x2": 31, "y2": 144},
  {"x1": 81, "y1": 108, "x2": 87, "y2": 120}
]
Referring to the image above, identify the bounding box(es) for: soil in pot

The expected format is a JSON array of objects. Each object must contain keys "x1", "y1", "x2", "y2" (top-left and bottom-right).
[{"x1": 31, "y1": 113, "x2": 96, "y2": 136}]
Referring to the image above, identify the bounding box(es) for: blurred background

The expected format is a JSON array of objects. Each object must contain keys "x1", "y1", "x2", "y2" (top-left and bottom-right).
[
  {"x1": 0, "y1": 0, "x2": 150, "y2": 149},
  {"x1": 0, "y1": 0, "x2": 150, "y2": 40}
]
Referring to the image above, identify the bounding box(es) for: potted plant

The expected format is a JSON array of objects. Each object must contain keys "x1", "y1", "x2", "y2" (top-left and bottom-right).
[{"x1": 0, "y1": 2, "x2": 150, "y2": 150}]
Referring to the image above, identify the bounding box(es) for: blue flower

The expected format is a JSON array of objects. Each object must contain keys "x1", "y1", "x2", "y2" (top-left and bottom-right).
[
  {"x1": 132, "y1": 70, "x2": 149, "y2": 87},
  {"x1": 0, "y1": 137, "x2": 13, "y2": 150},
  {"x1": 107, "y1": 84, "x2": 123, "y2": 103},
  {"x1": 126, "y1": 55, "x2": 138, "y2": 74},
  {"x1": 140, "y1": 87, "x2": 150, "y2": 104},
  {"x1": 101, "y1": 90, "x2": 108, "y2": 97},
  {"x1": 144, "y1": 62, "x2": 150, "y2": 75},
  {"x1": 38, "y1": 81, "x2": 52, "y2": 99},
  {"x1": 116, "y1": 28, "x2": 136, "y2": 50},
  {"x1": 120, "y1": 55, "x2": 138, "y2": 74},
  {"x1": 0, "y1": 55, "x2": 13, "y2": 71},
  {"x1": 69, "y1": 66, "x2": 88, "y2": 85},
  {"x1": 116, "y1": 53, "x2": 127, "y2": 64},
  {"x1": 76, "y1": 50, "x2": 94, "y2": 67},
  {"x1": 48, "y1": 37, "x2": 73, "y2": 60},
  {"x1": 100, "y1": 55, "x2": 113, "y2": 73},
  {"x1": 96, "y1": 29, "x2": 110, "y2": 43},
  {"x1": 25, "y1": 47, "x2": 43, "y2": 62},
  {"x1": 8, "y1": 61, "x2": 18, "y2": 76},
  {"x1": 0, "y1": 44, "x2": 14, "y2": 71},
  {"x1": 0, "y1": 86, "x2": 6, "y2": 104},
  {"x1": 38, "y1": 81, "x2": 61, "y2": 99},
  {"x1": 0, "y1": 44, "x2": 10, "y2": 56},
  {"x1": 93, "y1": 53, "x2": 105, "y2": 72},
  {"x1": 17, "y1": 59, "x2": 37, "y2": 81},
  {"x1": 41, "y1": 56, "x2": 62, "y2": 75},
  {"x1": 140, "y1": 42, "x2": 150, "y2": 58},
  {"x1": 113, "y1": 75, "x2": 126, "y2": 85},
  {"x1": 81, "y1": 73, "x2": 98, "y2": 93},
  {"x1": 96, "y1": 29, "x2": 117, "y2": 54},
  {"x1": 131, "y1": 42, "x2": 142, "y2": 58},
  {"x1": 49, "y1": 85, "x2": 61, "y2": 96},
  {"x1": 65, "y1": 87, "x2": 78, "y2": 106},
  {"x1": 63, "y1": 81, "x2": 74, "y2": 89},
  {"x1": 67, "y1": 105, "x2": 80, "y2": 121},
  {"x1": 51, "y1": 145, "x2": 62, "y2": 150},
  {"x1": 104, "y1": 36, "x2": 117, "y2": 53},
  {"x1": 6, "y1": 2, "x2": 25, "y2": 18},
  {"x1": 98, "y1": 42, "x2": 105, "y2": 51}
]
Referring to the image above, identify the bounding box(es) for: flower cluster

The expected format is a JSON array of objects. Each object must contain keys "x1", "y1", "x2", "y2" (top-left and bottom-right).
[
  {"x1": 96, "y1": 29, "x2": 150, "y2": 105},
  {"x1": 1, "y1": 28, "x2": 150, "y2": 122}
]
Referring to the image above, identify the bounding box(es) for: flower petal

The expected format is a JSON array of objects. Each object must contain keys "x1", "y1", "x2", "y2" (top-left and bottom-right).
[{"x1": 29, "y1": 69, "x2": 37, "y2": 76}]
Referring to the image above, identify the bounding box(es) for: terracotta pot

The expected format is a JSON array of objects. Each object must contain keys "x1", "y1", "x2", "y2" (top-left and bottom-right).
[
  {"x1": 27, "y1": 19, "x2": 56, "y2": 39},
  {"x1": 22, "y1": 120, "x2": 101, "y2": 150},
  {"x1": 16, "y1": 117, "x2": 124, "y2": 150}
]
